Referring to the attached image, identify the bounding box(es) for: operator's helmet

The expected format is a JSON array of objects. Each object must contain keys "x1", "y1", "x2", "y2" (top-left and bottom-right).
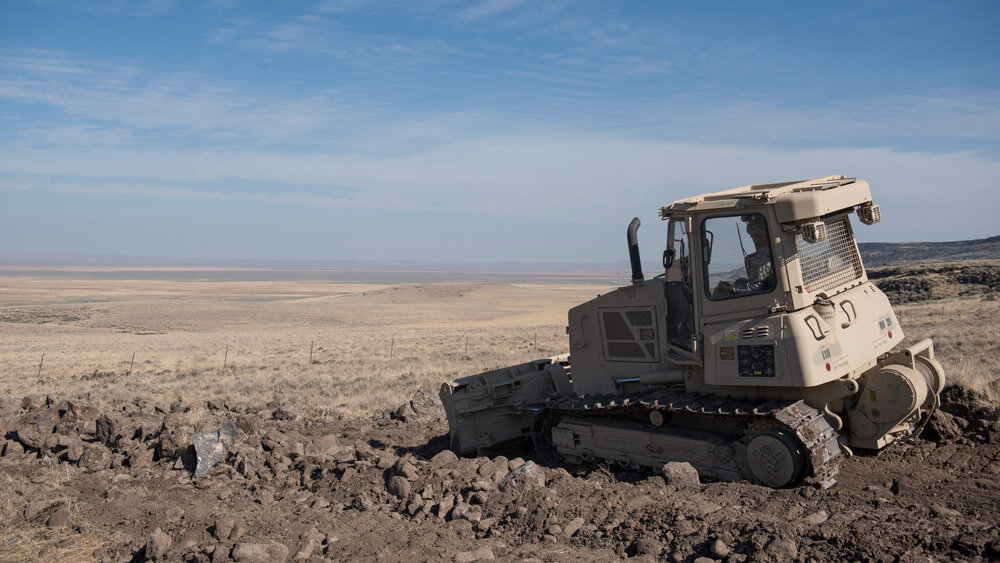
[{"x1": 741, "y1": 214, "x2": 767, "y2": 237}]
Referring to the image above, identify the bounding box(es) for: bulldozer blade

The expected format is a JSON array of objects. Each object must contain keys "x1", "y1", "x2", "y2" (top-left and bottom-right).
[{"x1": 192, "y1": 420, "x2": 237, "y2": 478}]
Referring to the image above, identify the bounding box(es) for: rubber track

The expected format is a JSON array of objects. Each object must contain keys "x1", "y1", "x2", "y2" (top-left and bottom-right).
[{"x1": 536, "y1": 389, "x2": 842, "y2": 488}]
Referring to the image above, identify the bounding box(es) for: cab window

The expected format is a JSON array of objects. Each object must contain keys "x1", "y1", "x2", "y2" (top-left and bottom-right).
[{"x1": 702, "y1": 214, "x2": 776, "y2": 300}]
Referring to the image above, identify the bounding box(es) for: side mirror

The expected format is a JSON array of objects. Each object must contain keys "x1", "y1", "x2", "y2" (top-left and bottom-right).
[{"x1": 663, "y1": 248, "x2": 674, "y2": 269}]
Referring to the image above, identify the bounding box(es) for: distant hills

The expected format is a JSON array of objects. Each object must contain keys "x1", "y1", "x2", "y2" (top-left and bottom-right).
[
  {"x1": 860, "y1": 235, "x2": 1000, "y2": 304},
  {"x1": 859, "y1": 236, "x2": 1000, "y2": 268}
]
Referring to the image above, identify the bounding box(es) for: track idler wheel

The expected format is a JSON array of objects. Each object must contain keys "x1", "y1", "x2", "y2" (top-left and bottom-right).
[{"x1": 744, "y1": 423, "x2": 808, "y2": 488}]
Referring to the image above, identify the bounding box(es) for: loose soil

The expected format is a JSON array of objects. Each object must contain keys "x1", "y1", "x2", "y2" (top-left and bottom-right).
[{"x1": 1, "y1": 386, "x2": 998, "y2": 562}]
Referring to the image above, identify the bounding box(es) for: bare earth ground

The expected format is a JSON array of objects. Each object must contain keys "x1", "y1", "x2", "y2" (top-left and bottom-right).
[{"x1": 1, "y1": 268, "x2": 999, "y2": 562}]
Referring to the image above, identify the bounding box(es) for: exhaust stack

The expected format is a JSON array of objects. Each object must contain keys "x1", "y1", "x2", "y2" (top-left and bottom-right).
[{"x1": 627, "y1": 217, "x2": 644, "y2": 285}]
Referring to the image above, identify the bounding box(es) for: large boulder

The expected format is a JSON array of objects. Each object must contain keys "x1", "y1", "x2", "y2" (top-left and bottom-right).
[
  {"x1": 14, "y1": 408, "x2": 60, "y2": 450},
  {"x1": 96, "y1": 413, "x2": 128, "y2": 449}
]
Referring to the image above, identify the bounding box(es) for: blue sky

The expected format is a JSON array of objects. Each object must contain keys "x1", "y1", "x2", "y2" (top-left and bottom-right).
[{"x1": 1, "y1": 1, "x2": 998, "y2": 263}]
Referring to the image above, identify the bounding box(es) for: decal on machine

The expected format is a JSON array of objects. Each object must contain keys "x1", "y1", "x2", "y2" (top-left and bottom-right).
[
  {"x1": 872, "y1": 314, "x2": 896, "y2": 349},
  {"x1": 813, "y1": 342, "x2": 847, "y2": 373}
]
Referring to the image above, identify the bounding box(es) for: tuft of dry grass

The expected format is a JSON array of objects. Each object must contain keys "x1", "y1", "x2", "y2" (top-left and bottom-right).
[{"x1": 895, "y1": 296, "x2": 1000, "y2": 401}]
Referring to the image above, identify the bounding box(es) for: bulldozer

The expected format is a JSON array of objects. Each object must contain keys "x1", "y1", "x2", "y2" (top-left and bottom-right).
[{"x1": 440, "y1": 175, "x2": 945, "y2": 488}]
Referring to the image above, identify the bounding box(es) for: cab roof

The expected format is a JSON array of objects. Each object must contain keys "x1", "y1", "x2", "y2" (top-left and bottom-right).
[{"x1": 660, "y1": 175, "x2": 874, "y2": 224}]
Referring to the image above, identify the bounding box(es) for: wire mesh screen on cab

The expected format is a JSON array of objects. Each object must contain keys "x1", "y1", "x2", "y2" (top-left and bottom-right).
[{"x1": 795, "y1": 218, "x2": 864, "y2": 293}]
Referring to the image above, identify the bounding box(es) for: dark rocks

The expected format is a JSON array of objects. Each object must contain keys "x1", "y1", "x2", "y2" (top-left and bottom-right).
[
  {"x1": 64, "y1": 436, "x2": 85, "y2": 462},
  {"x1": 926, "y1": 409, "x2": 968, "y2": 442},
  {"x1": 96, "y1": 413, "x2": 127, "y2": 449},
  {"x1": 157, "y1": 413, "x2": 194, "y2": 460},
  {"x1": 61, "y1": 400, "x2": 99, "y2": 425},
  {"x1": 273, "y1": 403, "x2": 301, "y2": 421},
  {"x1": 170, "y1": 399, "x2": 192, "y2": 414},
  {"x1": 80, "y1": 444, "x2": 111, "y2": 471},
  {"x1": 192, "y1": 420, "x2": 238, "y2": 478},
  {"x1": 126, "y1": 443, "x2": 154, "y2": 469},
  {"x1": 394, "y1": 401, "x2": 417, "y2": 422},
  {"x1": 14, "y1": 408, "x2": 59, "y2": 450}
]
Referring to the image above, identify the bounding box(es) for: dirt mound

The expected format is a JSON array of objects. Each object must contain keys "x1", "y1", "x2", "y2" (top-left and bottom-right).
[{"x1": 2, "y1": 391, "x2": 999, "y2": 561}]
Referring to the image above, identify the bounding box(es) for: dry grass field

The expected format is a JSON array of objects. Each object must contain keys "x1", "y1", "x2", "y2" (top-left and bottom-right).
[
  {"x1": 0, "y1": 269, "x2": 616, "y2": 417},
  {"x1": 1, "y1": 267, "x2": 998, "y2": 414}
]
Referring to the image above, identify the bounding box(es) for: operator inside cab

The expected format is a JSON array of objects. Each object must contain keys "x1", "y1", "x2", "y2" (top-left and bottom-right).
[
  {"x1": 705, "y1": 213, "x2": 777, "y2": 299},
  {"x1": 742, "y1": 214, "x2": 774, "y2": 292}
]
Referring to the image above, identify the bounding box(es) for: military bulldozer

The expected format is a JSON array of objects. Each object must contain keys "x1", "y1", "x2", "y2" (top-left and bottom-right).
[{"x1": 439, "y1": 175, "x2": 945, "y2": 489}]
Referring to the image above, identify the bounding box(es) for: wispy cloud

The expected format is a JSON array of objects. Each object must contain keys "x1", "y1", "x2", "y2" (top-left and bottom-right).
[
  {"x1": 2, "y1": 135, "x2": 998, "y2": 243},
  {"x1": 457, "y1": 0, "x2": 528, "y2": 21}
]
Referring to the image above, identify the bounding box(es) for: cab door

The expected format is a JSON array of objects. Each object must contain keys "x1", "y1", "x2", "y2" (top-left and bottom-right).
[{"x1": 665, "y1": 217, "x2": 697, "y2": 356}]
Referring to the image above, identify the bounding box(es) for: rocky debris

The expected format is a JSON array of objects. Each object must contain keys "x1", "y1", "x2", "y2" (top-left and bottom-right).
[
  {"x1": 170, "y1": 399, "x2": 192, "y2": 414},
  {"x1": 387, "y1": 475, "x2": 411, "y2": 499},
  {"x1": 3, "y1": 388, "x2": 1000, "y2": 562},
  {"x1": 394, "y1": 401, "x2": 417, "y2": 422},
  {"x1": 47, "y1": 504, "x2": 71, "y2": 528},
  {"x1": 145, "y1": 527, "x2": 172, "y2": 561},
  {"x1": 766, "y1": 537, "x2": 798, "y2": 560},
  {"x1": 710, "y1": 538, "x2": 730, "y2": 558},
  {"x1": 96, "y1": 412, "x2": 127, "y2": 449},
  {"x1": 627, "y1": 536, "x2": 663, "y2": 557},
  {"x1": 3, "y1": 439, "x2": 24, "y2": 457},
  {"x1": 156, "y1": 413, "x2": 194, "y2": 460},
  {"x1": 431, "y1": 449, "x2": 458, "y2": 466},
  {"x1": 563, "y1": 517, "x2": 585, "y2": 538},
  {"x1": 499, "y1": 461, "x2": 545, "y2": 493},
  {"x1": 273, "y1": 403, "x2": 301, "y2": 421},
  {"x1": 926, "y1": 408, "x2": 968, "y2": 441},
  {"x1": 192, "y1": 419, "x2": 237, "y2": 478},
  {"x1": 14, "y1": 408, "x2": 59, "y2": 450},
  {"x1": 213, "y1": 516, "x2": 236, "y2": 541},
  {"x1": 232, "y1": 541, "x2": 289, "y2": 563},
  {"x1": 454, "y1": 546, "x2": 495, "y2": 562},
  {"x1": 394, "y1": 457, "x2": 420, "y2": 481},
  {"x1": 662, "y1": 462, "x2": 700, "y2": 489}
]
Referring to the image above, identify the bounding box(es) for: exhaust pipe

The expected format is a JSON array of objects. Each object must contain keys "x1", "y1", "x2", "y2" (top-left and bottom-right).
[{"x1": 627, "y1": 217, "x2": 644, "y2": 285}]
